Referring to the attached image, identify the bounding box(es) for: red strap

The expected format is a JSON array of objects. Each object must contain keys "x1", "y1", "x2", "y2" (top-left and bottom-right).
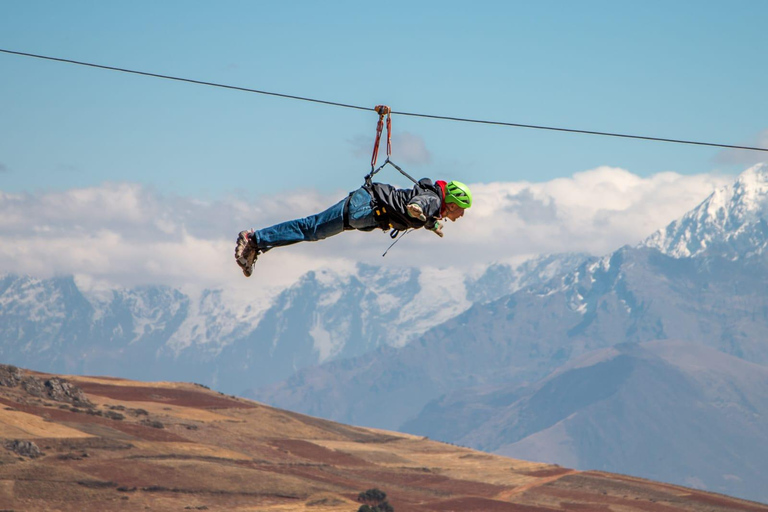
[
  {"x1": 386, "y1": 112, "x2": 392, "y2": 158},
  {"x1": 371, "y1": 105, "x2": 392, "y2": 170}
]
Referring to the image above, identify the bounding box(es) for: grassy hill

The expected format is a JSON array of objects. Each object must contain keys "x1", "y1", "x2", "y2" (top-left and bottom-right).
[{"x1": 0, "y1": 364, "x2": 765, "y2": 512}]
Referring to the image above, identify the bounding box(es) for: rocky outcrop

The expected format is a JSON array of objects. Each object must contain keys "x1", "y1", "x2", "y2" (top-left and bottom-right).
[
  {"x1": 5, "y1": 440, "x2": 43, "y2": 458},
  {"x1": 0, "y1": 365, "x2": 22, "y2": 387},
  {"x1": 43, "y1": 377, "x2": 91, "y2": 406},
  {"x1": 0, "y1": 364, "x2": 92, "y2": 407}
]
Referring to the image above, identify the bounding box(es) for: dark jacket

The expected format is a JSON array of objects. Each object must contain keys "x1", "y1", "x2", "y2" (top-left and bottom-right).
[{"x1": 365, "y1": 178, "x2": 443, "y2": 231}]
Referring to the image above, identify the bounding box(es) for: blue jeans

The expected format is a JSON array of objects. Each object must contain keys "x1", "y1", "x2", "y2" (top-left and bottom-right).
[{"x1": 254, "y1": 187, "x2": 378, "y2": 252}]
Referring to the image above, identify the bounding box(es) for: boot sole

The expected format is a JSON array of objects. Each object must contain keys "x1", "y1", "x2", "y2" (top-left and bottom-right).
[{"x1": 235, "y1": 231, "x2": 257, "y2": 278}]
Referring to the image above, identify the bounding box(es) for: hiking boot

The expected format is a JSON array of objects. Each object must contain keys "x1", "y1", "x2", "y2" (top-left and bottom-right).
[{"x1": 234, "y1": 230, "x2": 259, "y2": 277}]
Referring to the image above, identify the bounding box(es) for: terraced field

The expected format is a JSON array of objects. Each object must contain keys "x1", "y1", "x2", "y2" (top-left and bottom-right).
[{"x1": 0, "y1": 365, "x2": 765, "y2": 511}]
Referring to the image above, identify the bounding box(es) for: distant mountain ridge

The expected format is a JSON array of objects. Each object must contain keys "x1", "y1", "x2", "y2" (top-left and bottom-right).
[
  {"x1": 252, "y1": 164, "x2": 768, "y2": 503},
  {"x1": 402, "y1": 340, "x2": 768, "y2": 503},
  {"x1": 255, "y1": 242, "x2": 768, "y2": 429},
  {"x1": 0, "y1": 254, "x2": 586, "y2": 394}
]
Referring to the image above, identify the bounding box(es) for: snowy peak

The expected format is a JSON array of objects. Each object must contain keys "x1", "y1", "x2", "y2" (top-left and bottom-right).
[
  {"x1": 465, "y1": 253, "x2": 590, "y2": 304},
  {"x1": 0, "y1": 254, "x2": 587, "y2": 394},
  {"x1": 642, "y1": 163, "x2": 768, "y2": 258}
]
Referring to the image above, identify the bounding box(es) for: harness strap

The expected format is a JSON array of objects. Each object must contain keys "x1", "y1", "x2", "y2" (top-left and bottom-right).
[
  {"x1": 365, "y1": 158, "x2": 419, "y2": 188},
  {"x1": 372, "y1": 203, "x2": 393, "y2": 231},
  {"x1": 385, "y1": 109, "x2": 392, "y2": 159},
  {"x1": 342, "y1": 193, "x2": 354, "y2": 231},
  {"x1": 365, "y1": 105, "x2": 419, "y2": 187},
  {"x1": 362, "y1": 105, "x2": 421, "y2": 253},
  {"x1": 370, "y1": 105, "x2": 391, "y2": 172},
  {"x1": 385, "y1": 158, "x2": 419, "y2": 186}
]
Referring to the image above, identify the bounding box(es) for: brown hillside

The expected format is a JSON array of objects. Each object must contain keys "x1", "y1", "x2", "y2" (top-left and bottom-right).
[{"x1": 0, "y1": 365, "x2": 765, "y2": 512}]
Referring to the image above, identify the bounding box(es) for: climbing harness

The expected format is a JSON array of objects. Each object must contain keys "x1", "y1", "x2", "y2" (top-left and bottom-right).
[
  {"x1": 365, "y1": 105, "x2": 419, "y2": 187},
  {"x1": 363, "y1": 105, "x2": 423, "y2": 252}
]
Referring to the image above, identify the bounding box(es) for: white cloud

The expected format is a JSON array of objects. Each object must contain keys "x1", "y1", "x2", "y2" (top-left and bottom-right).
[
  {"x1": 0, "y1": 184, "x2": 335, "y2": 296},
  {"x1": 436, "y1": 166, "x2": 734, "y2": 266},
  {"x1": 0, "y1": 167, "x2": 735, "y2": 297}
]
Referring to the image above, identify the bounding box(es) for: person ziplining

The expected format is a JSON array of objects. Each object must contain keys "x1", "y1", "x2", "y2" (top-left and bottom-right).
[{"x1": 234, "y1": 106, "x2": 473, "y2": 277}]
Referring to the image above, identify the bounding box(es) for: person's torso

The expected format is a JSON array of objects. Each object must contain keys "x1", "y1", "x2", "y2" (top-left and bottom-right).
[{"x1": 367, "y1": 179, "x2": 441, "y2": 230}]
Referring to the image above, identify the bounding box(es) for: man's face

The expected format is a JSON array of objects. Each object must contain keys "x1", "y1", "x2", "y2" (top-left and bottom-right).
[{"x1": 444, "y1": 202, "x2": 466, "y2": 221}]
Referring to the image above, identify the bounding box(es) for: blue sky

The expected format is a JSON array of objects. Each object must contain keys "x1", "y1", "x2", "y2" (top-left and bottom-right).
[
  {"x1": 2, "y1": 1, "x2": 767, "y2": 199},
  {"x1": 0, "y1": 1, "x2": 766, "y2": 296}
]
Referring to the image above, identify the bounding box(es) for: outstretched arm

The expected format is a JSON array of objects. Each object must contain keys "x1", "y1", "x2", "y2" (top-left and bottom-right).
[{"x1": 406, "y1": 195, "x2": 443, "y2": 236}]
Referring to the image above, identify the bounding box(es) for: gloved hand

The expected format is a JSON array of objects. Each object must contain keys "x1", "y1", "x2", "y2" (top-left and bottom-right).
[
  {"x1": 431, "y1": 221, "x2": 444, "y2": 238},
  {"x1": 406, "y1": 203, "x2": 427, "y2": 222}
]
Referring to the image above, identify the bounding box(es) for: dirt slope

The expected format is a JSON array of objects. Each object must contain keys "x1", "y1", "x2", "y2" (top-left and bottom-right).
[{"x1": 0, "y1": 365, "x2": 765, "y2": 512}]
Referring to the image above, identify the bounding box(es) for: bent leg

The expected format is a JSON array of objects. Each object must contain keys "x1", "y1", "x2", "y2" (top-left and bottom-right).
[{"x1": 254, "y1": 198, "x2": 346, "y2": 252}]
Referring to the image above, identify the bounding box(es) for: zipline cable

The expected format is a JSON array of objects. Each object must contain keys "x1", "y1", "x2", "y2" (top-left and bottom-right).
[
  {"x1": 0, "y1": 48, "x2": 370, "y2": 113},
  {"x1": 2, "y1": 48, "x2": 767, "y2": 154}
]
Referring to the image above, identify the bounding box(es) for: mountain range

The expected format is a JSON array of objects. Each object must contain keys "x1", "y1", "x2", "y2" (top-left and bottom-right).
[
  {"x1": 0, "y1": 253, "x2": 585, "y2": 393},
  {"x1": 3, "y1": 163, "x2": 768, "y2": 503},
  {"x1": 402, "y1": 340, "x2": 768, "y2": 502},
  {"x1": 251, "y1": 163, "x2": 768, "y2": 503}
]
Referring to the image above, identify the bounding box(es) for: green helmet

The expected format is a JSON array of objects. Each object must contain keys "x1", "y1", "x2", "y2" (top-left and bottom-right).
[{"x1": 445, "y1": 181, "x2": 472, "y2": 208}]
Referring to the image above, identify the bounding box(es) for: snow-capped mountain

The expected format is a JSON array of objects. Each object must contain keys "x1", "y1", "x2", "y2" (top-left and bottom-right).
[
  {"x1": 256, "y1": 241, "x2": 768, "y2": 430},
  {"x1": 643, "y1": 163, "x2": 768, "y2": 258},
  {"x1": 0, "y1": 254, "x2": 586, "y2": 394},
  {"x1": 252, "y1": 166, "x2": 768, "y2": 503}
]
